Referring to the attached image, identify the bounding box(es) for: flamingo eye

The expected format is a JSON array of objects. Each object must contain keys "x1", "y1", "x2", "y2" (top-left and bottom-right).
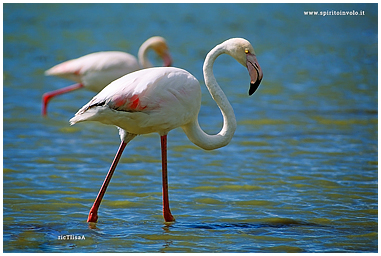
[{"x1": 245, "y1": 49, "x2": 250, "y2": 54}]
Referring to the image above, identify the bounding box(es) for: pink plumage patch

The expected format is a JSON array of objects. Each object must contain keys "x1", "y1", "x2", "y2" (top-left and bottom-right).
[
  {"x1": 113, "y1": 95, "x2": 127, "y2": 107},
  {"x1": 130, "y1": 95, "x2": 141, "y2": 109},
  {"x1": 112, "y1": 94, "x2": 146, "y2": 111}
]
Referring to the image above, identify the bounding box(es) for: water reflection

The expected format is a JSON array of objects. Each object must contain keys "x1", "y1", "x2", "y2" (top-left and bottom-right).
[{"x1": 173, "y1": 218, "x2": 328, "y2": 230}]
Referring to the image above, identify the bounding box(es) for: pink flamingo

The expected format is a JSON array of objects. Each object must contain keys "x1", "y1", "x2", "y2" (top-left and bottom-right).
[
  {"x1": 70, "y1": 38, "x2": 263, "y2": 223},
  {"x1": 42, "y1": 36, "x2": 172, "y2": 115}
]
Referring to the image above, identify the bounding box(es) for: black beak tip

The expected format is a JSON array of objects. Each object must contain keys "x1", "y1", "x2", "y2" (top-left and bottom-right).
[{"x1": 249, "y1": 81, "x2": 261, "y2": 96}]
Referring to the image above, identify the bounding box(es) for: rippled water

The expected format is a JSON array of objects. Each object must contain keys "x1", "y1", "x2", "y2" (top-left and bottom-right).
[{"x1": 3, "y1": 3, "x2": 378, "y2": 253}]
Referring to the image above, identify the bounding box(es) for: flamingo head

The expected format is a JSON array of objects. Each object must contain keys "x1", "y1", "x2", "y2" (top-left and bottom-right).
[
  {"x1": 149, "y1": 36, "x2": 172, "y2": 67},
  {"x1": 223, "y1": 38, "x2": 263, "y2": 95}
]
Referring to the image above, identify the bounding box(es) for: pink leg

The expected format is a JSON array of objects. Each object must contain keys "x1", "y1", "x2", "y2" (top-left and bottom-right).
[
  {"x1": 161, "y1": 135, "x2": 175, "y2": 222},
  {"x1": 87, "y1": 141, "x2": 127, "y2": 222},
  {"x1": 42, "y1": 83, "x2": 84, "y2": 116}
]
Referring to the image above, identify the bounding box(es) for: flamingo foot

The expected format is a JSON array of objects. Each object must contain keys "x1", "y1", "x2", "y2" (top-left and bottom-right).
[
  {"x1": 87, "y1": 208, "x2": 98, "y2": 222},
  {"x1": 163, "y1": 212, "x2": 175, "y2": 223}
]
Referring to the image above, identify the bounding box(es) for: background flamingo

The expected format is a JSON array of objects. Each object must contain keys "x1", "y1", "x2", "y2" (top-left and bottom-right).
[
  {"x1": 42, "y1": 36, "x2": 172, "y2": 116},
  {"x1": 69, "y1": 38, "x2": 263, "y2": 223}
]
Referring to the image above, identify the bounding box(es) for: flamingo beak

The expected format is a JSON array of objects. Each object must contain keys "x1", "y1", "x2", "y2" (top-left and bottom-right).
[
  {"x1": 246, "y1": 53, "x2": 263, "y2": 96},
  {"x1": 162, "y1": 51, "x2": 172, "y2": 67}
]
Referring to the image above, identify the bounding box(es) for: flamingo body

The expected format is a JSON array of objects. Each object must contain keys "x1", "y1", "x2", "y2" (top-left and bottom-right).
[
  {"x1": 45, "y1": 51, "x2": 140, "y2": 92},
  {"x1": 70, "y1": 67, "x2": 201, "y2": 136}
]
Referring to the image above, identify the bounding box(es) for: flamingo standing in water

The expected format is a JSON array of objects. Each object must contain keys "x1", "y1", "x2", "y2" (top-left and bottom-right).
[
  {"x1": 70, "y1": 38, "x2": 263, "y2": 223},
  {"x1": 42, "y1": 36, "x2": 172, "y2": 116}
]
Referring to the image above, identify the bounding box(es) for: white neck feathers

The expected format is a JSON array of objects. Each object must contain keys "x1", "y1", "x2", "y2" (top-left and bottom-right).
[
  {"x1": 137, "y1": 40, "x2": 153, "y2": 68},
  {"x1": 182, "y1": 43, "x2": 237, "y2": 150}
]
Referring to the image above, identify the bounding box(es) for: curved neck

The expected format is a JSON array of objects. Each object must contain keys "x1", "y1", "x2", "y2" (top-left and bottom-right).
[
  {"x1": 137, "y1": 41, "x2": 153, "y2": 68},
  {"x1": 182, "y1": 45, "x2": 237, "y2": 150}
]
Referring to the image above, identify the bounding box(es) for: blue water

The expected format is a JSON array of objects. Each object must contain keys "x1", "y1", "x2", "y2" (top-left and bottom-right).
[{"x1": 3, "y1": 3, "x2": 378, "y2": 253}]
